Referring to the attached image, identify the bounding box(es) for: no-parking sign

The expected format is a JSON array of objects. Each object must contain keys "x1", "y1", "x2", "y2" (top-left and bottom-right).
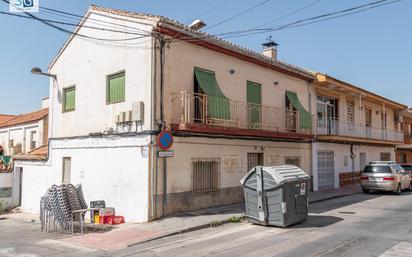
[{"x1": 157, "y1": 131, "x2": 174, "y2": 150}]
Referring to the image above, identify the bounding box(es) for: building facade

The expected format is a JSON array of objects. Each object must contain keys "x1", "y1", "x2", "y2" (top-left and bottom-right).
[
  {"x1": 0, "y1": 99, "x2": 48, "y2": 209},
  {"x1": 312, "y1": 74, "x2": 405, "y2": 190},
  {"x1": 14, "y1": 5, "x2": 317, "y2": 222}
]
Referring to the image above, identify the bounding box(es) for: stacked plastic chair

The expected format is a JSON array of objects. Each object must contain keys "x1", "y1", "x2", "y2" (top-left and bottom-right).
[{"x1": 39, "y1": 183, "x2": 87, "y2": 233}]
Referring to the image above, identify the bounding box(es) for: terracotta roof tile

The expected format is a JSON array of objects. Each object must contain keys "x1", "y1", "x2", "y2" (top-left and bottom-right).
[
  {"x1": 13, "y1": 145, "x2": 48, "y2": 161},
  {"x1": 0, "y1": 114, "x2": 17, "y2": 125},
  {"x1": 0, "y1": 108, "x2": 48, "y2": 128}
]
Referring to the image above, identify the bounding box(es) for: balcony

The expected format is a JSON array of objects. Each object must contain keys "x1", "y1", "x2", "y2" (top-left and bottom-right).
[
  {"x1": 317, "y1": 118, "x2": 404, "y2": 143},
  {"x1": 170, "y1": 92, "x2": 314, "y2": 140}
]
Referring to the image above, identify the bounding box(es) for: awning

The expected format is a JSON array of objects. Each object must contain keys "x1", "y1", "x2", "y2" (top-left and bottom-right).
[
  {"x1": 194, "y1": 67, "x2": 230, "y2": 120},
  {"x1": 286, "y1": 91, "x2": 312, "y2": 130}
]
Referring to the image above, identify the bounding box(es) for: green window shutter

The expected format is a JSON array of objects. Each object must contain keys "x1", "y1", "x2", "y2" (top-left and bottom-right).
[
  {"x1": 107, "y1": 72, "x2": 125, "y2": 103},
  {"x1": 286, "y1": 91, "x2": 312, "y2": 130},
  {"x1": 63, "y1": 87, "x2": 75, "y2": 112},
  {"x1": 246, "y1": 81, "x2": 262, "y2": 127},
  {"x1": 194, "y1": 67, "x2": 230, "y2": 120}
]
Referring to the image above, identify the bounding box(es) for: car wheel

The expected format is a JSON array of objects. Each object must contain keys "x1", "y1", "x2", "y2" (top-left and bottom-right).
[
  {"x1": 395, "y1": 184, "x2": 402, "y2": 195},
  {"x1": 362, "y1": 188, "x2": 370, "y2": 194}
]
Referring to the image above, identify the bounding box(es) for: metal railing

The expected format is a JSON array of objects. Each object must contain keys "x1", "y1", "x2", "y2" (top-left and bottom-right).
[
  {"x1": 317, "y1": 118, "x2": 403, "y2": 142},
  {"x1": 171, "y1": 91, "x2": 314, "y2": 134}
]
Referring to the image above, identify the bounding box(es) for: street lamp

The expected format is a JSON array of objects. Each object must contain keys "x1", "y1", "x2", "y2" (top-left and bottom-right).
[{"x1": 31, "y1": 67, "x2": 57, "y2": 80}]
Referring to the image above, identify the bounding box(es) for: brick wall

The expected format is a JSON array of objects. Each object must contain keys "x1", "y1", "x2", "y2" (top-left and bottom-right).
[{"x1": 339, "y1": 171, "x2": 361, "y2": 187}]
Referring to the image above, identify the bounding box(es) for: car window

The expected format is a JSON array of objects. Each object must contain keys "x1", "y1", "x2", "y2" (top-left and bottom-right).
[
  {"x1": 402, "y1": 165, "x2": 412, "y2": 171},
  {"x1": 363, "y1": 165, "x2": 392, "y2": 174}
]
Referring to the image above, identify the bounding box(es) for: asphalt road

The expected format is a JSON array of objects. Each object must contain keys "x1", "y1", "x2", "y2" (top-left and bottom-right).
[
  {"x1": 112, "y1": 191, "x2": 412, "y2": 257},
  {"x1": 1, "y1": 191, "x2": 412, "y2": 257}
]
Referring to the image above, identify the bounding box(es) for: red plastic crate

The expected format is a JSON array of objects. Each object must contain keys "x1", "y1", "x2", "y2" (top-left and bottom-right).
[
  {"x1": 99, "y1": 215, "x2": 114, "y2": 224},
  {"x1": 108, "y1": 216, "x2": 125, "y2": 225}
]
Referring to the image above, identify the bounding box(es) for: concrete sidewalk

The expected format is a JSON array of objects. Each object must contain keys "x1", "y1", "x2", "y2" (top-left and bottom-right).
[{"x1": 2, "y1": 184, "x2": 362, "y2": 251}]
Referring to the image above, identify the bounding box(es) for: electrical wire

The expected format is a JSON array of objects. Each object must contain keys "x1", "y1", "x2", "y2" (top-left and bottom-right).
[
  {"x1": 204, "y1": 0, "x2": 275, "y2": 31},
  {"x1": 218, "y1": 0, "x2": 403, "y2": 39},
  {"x1": 185, "y1": 0, "x2": 229, "y2": 23},
  {"x1": 251, "y1": 0, "x2": 322, "y2": 29}
]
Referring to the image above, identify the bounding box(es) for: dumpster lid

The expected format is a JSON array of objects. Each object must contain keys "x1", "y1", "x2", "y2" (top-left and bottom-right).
[{"x1": 240, "y1": 165, "x2": 310, "y2": 185}]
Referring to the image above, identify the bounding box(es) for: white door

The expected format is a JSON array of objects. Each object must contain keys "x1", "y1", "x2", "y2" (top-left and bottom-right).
[
  {"x1": 317, "y1": 151, "x2": 335, "y2": 190},
  {"x1": 359, "y1": 153, "x2": 367, "y2": 172}
]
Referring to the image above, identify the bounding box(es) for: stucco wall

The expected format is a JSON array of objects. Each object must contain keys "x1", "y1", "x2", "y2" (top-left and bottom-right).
[
  {"x1": 312, "y1": 142, "x2": 395, "y2": 191},
  {"x1": 16, "y1": 135, "x2": 151, "y2": 222},
  {"x1": 163, "y1": 39, "x2": 314, "y2": 126},
  {"x1": 0, "y1": 172, "x2": 15, "y2": 209},
  {"x1": 49, "y1": 12, "x2": 155, "y2": 138},
  {"x1": 0, "y1": 121, "x2": 42, "y2": 155}
]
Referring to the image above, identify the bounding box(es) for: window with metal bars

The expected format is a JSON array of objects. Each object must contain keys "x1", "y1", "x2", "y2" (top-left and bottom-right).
[{"x1": 192, "y1": 159, "x2": 219, "y2": 193}]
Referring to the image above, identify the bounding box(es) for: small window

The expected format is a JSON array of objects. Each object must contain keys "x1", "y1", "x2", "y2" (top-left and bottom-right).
[
  {"x1": 247, "y1": 153, "x2": 264, "y2": 172},
  {"x1": 63, "y1": 86, "x2": 76, "y2": 112},
  {"x1": 62, "y1": 157, "x2": 71, "y2": 184},
  {"x1": 192, "y1": 159, "x2": 219, "y2": 193},
  {"x1": 380, "y1": 152, "x2": 391, "y2": 161},
  {"x1": 107, "y1": 71, "x2": 125, "y2": 104},
  {"x1": 30, "y1": 131, "x2": 37, "y2": 150}
]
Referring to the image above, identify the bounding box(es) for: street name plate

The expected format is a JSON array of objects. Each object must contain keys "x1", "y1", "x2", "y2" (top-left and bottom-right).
[{"x1": 158, "y1": 150, "x2": 174, "y2": 158}]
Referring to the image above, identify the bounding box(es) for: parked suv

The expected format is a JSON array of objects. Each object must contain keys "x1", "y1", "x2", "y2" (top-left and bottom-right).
[{"x1": 360, "y1": 161, "x2": 411, "y2": 194}]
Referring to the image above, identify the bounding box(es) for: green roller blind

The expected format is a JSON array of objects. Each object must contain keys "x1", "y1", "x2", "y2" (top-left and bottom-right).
[
  {"x1": 194, "y1": 67, "x2": 230, "y2": 120},
  {"x1": 286, "y1": 91, "x2": 312, "y2": 130},
  {"x1": 63, "y1": 87, "x2": 75, "y2": 112},
  {"x1": 247, "y1": 81, "x2": 262, "y2": 127},
  {"x1": 107, "y1": 72, "x2": 125, "y2": 103}
]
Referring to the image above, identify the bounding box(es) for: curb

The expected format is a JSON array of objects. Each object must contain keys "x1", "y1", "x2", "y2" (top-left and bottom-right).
[
  {"x1": 128, "y1": 192, "x2": 362, "y2": 247},
  {"x1": 127, "y1": 214, "x2": 245, "y2": 247},
  {"x1": 308, "y1": 191, "x2": 362, "y2": 204}
]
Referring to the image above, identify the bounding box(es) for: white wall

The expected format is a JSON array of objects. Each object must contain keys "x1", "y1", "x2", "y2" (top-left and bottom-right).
[
  {"x1": 49, "y1": 12, "x2": 155, "y2": 138},
  {"x1": 167, "y1": 137, "x2": 311, "y2": 194},
  {"x1": 16, "y1": 135, "x2": 151, "y2": 222},
  {"x1": 0, "y1": 121, "x2": 42, "y2": 155},
  {"x1": 0, "y1": 173, "x2": 14, "y2": 208},
  {"x1": 312, "y1": 142, "x2": 395, "y2": 191}
]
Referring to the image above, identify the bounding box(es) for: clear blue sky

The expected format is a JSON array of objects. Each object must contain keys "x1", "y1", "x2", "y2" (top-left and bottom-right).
[{"x1": 0, "y1": 0, "x2": 411, "y2": 114}]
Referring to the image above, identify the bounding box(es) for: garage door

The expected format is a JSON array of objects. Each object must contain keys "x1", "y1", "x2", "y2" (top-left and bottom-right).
[{"x1": 317, "y1": 151, "x2": 335, "y2": 190}]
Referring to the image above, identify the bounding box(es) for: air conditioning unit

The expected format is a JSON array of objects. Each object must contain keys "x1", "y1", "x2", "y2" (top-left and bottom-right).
[
  {"x1": 132, "y1": 101, "x2": 144, "y2": 122},
  {"x1": 119, "y1": 112, "x2": 126, "y2": 123},
  {"x1": 125, "y1": 111, "x2": 133, "y2": 122}
]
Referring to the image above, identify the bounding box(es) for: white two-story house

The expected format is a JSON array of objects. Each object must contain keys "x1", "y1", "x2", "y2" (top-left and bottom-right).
[{"x1": 15, "y1": 5, "x2": 316, "y2": 222}]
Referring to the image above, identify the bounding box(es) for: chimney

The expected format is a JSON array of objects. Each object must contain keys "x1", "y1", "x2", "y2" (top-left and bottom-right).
[
  {"x1": 42, "y1": 97, "x2": 49, "y2": 109},
  {"x1": 261, "y1": 36, "x2": 278, "y2": 60}
]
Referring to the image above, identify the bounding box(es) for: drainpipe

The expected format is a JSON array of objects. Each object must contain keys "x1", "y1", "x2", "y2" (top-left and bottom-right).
[
  {"x1": 350, "y1": 144, "x2": 356, "y2": 184},
  {"x1": 158, "y1": 36, "x2": 167, "y2": 217}
]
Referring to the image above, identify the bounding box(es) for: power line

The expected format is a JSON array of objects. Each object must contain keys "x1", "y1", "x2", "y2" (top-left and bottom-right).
[
  {"x1": 0, "y1": 11, "x2": 152, "y2": 38},
  {"x1": 215, "y1": 0, "x2": 403, "y2": 39},
  {"x1": 204, "y1": 0, "x2": 275, "y2": 31},
  {"x1": 252, "y1": 0, "x2": 322, "y2": 29},
  {"x1": 185, "y1": 0, "x2": 229, "y2": 23}
]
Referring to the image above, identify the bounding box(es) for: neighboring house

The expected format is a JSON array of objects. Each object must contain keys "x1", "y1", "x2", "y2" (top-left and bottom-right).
[
  {"x1": 395, "y1": 109, "x2": 412, "y2": 164},
  {"x1": 312, "y1": 73, "x2": 406, "y2": 190},
  {"x1": 14, "y1": 5, "x2": 315, "y2": 222},
  {"x1": 0, "y1": 98, "x2": 49, "y2": 209}
]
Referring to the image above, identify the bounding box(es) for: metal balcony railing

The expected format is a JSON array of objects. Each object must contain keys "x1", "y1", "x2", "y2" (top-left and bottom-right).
[
  {"x1": 171, "y1": 91, "x2": 314, "y2": 134},
  {"x1": 317, "y1": 118, "x2": 404, "y2": 142}
]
